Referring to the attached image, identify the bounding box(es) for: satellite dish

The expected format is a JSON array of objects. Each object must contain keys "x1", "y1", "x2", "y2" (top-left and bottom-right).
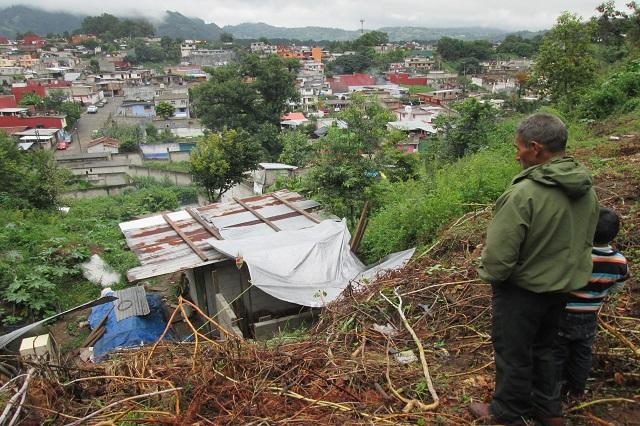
[{"x1": 404, "y1": 105, "x2": 412, "y2": 114}]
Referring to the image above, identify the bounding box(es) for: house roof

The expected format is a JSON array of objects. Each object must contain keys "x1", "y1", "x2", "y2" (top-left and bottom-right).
[
  {"x1": 0, "y1": 107, "x2": 29, "y2": 114},
  {"x1": 0, "y1": 126, "x2": 28, "y2": 135},
  {"x1": 14, "y1": 128, "x2": 59, "y2": 137},
  {"x1": 156, "y1": 91, "x2": 188, "y2": 101},
  {"x1": 87, "y1": 136, "x2": 121, "y2": 148},
  {"x1": 258, "y1": 163, "x2": 298, "y2": 170},
  {"x1": 327, "y1": 73, "x2": 375, "y2": 93},
  {"x1": 119, "y1": 190, "x2": 322, "y2": 281},
  {"x1": 0, "y1": 95, "x2": 17, "y2": 108},
  {"x1": 388, "y1": 120, "x2": 436, "y2": 133},
  {"x1": 281, "y1": 112, "x2": 307, "y2": 121}
]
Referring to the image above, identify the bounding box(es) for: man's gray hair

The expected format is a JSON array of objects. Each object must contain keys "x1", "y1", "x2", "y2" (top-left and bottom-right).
[{"x1": 516, "y1": 113, "x2": 568, "y2": 153}]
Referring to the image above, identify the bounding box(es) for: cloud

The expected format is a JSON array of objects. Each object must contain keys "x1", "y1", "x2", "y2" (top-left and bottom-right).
[{"x1": 0, "y1": 0, "x2": 630, "y2": 31}]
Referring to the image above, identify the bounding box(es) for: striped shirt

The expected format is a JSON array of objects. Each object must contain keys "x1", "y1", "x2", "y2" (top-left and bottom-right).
[{"x1": 566, "y1": 246, "x2": 629, "y2": 313}]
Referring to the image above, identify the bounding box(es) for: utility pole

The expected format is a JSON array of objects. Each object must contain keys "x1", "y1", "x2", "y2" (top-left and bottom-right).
[{"x1": 360, "y1": 18, "x2": 365, "y2": 35}]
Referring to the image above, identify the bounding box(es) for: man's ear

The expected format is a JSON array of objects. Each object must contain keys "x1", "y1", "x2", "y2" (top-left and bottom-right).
[{"x1": 530, "y1": 140, "x2": 544, "y2": 156}]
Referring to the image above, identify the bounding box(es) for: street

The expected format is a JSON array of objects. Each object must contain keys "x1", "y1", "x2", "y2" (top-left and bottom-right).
[{"x1": 62, "y1": 97, "x2": 122, "y2": 155}]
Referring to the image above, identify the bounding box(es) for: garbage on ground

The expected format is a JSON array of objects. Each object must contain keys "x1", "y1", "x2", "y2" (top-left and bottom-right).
[
  {"x1": 87, "y1": 290, "x2": 172, "y2": 360},
  {"x1": 372, "y1": 323, "x2": 399, "y2": 337},
  {"x1": 19, "y1": 334, "x2": 58, "y2": 364},
  {"x1": 81, "y1": 254, "x2": 121, "y2": 288},
  {"x1": 393, "y1": 349, "x2": 418, "y2": 364}
]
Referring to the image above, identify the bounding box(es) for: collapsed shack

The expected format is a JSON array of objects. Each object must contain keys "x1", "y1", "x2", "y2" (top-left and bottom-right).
[{"x1": 119, "y1": 189, "x2": 414, "y2": 340}]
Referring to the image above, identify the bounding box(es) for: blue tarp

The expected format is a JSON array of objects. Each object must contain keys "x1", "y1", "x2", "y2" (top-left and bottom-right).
[{"x1": 88, "y1": 292, "x2": 172, "y2": 359}]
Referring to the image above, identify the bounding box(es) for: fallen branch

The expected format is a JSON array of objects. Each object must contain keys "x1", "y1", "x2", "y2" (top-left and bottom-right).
[
  {"x1": 0, "y1": 367, "x2": 34, "y2": 425},
  {"x1": 567, "y1": 397, "x2": 637, "y2": 413},
  {"x1": 381, "y1": 288, "x2": 439, "y2": 411},
  {"x1": 63, "y1": 387, "x2": 182, "y2": 426},
  {"x1": 598, "y1": 318, "x2": 640, "y2": 358}
]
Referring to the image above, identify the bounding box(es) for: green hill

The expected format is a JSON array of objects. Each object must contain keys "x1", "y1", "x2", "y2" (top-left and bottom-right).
[{"x1": 0, "y1": 5, "x2": 84, "y2": 37}]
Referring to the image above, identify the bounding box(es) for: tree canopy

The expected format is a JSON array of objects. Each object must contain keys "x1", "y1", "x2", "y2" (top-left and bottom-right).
[
  {"x1": 191, "y1": 54, "x2": 300, "y2": 132},
  {"x1": 530, "y1": 12, "x2": 598, "y2": 107},
  {"x1": 0, "y1": 132, "x2": 67, "y2": 209},
  {"x1": 436, "y1": 37, "x2": 493, "y2": 61},
  {"x1": 190, "y1": 129, "x2": 262, "y2": 201},
  {"x1": 80, "y1": 13, "x2": 155, "y2": 39}
]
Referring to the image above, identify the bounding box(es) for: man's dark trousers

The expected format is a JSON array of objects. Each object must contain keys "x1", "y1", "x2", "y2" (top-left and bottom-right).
[{"x1": 490, "y1": 283, "x2": 565, "y2": 423}]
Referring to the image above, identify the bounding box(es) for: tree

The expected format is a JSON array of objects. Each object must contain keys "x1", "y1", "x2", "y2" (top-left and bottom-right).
[
  {"x1": 0, "y1": 133, "x2": 66, "y2": 209},
  {"x1": 457, "y1": 57, "x2": 482, "y2": 75},
  {"x1": 252, "y1": 122, "x2": 281, "y2": 161},
  {"x1": 331, "y1": 53, "x2": 372, "y2": 74},
  {"x1": 354, "y1": 31, "x2": 389, "y2": 49},
  {"x1": 530, "y1": 12, "x2": 598, "y2": 108},
  {"x1": 190, "y1": 129, "x2": 262, "y2": 201},
  {"x1": 156, "y1": 101, "x2": 175, "y2": 120},
  {"x1": 278, "y1": 130, "x2": 314, "y2": 167},
  {"x1": 43, "y1": 90, "x2": 67, "y2": 111},
  {"x1": 19, "y1": 93, "x2": 43, "y2": 108},
  {"x1": 305, "y1": 95, "x2": 395, "y2": 226},
  {"x1": 497, "y1": 35, "x2": 541, "y2": 58},
  {"x1": 191, "y1": 54, "x2": 299, "y2": 132},
  {"x1": 219, "y1": 32, "x2": 234, "y2": 43},
  {"x1": 89, "y1": 59, "x2": 100, "y2": 73},
  {"x1": 433, "y1": 97, "x2": 498, "y2": 160},
  {"x1": 58, "y1": 102, "x2": 82, "y2": 129}
]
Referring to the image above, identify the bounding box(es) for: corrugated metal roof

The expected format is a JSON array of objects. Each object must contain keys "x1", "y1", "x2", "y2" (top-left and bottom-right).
[
  {"x1": 113, "y1": 286, "x2": 149, "y2": 321},
  {"x1": 120, "y1": 190, "x2": 321, "y2": 282}
]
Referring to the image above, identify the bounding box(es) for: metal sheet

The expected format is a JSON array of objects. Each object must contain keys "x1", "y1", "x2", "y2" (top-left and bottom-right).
[
  {"x1": 113, "y1": 286, "x2": 150, "y2": 321},
  {"x1": 120, "y1": 190, "x2": 322, "y2": 282}
]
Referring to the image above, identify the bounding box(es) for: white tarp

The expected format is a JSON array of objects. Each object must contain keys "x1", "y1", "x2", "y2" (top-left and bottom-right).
[{"x1": 207, "y1": 220, "x2": 415, "y2": 307}]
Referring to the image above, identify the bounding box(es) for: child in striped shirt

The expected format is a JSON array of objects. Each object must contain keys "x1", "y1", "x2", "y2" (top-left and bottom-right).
[{"x1": 554, "y1": 207, "x2": 629, "y2": 397}]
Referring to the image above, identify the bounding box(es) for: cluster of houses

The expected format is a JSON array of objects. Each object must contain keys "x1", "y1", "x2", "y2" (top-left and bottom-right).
[{"x1": 0, "y1": 30, "x2": 535, "y2": 155}]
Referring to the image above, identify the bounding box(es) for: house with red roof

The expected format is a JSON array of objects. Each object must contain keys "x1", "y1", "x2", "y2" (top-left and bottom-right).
[
  {"x1": 0, "y1": 95, "x2": 18, "y2": 108},
  {"x1": 11, "y1": 82, "x2": 46, "y2": 102},
  {"x1": 280, "y1": 112, "x2": 309, "y2": 129},
  {"x1": 19, "y1": 35, "x2": 45, "y2": 51},
  {"x1": 326, "y1": 73, "x2": 375, "y2": 94},
  {"x1": 0, "y1": 115, "x2": 67, "y2": 131}
]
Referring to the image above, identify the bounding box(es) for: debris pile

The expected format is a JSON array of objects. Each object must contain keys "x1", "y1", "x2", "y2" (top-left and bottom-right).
[{"x1": 2, "y1": 141, "x2": 639, "y2": 425}]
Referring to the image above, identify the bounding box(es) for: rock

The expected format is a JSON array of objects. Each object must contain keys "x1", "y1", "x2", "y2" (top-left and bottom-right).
[{"x1": 609, "y1": 136, "x2": 621, "y2": 141}]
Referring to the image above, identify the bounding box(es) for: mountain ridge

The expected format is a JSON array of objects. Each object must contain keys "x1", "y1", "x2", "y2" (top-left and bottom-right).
[{"x1": 0, "y1": 6, "x2": 542, "y2": 42}]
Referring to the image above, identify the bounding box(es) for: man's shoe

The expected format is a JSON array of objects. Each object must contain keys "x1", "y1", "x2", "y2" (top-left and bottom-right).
[
  {"x1": 469, "y1": 402, "x2": 527, "y2": 425},
  {"x1": 469, "y1": 402, "x2": 492, "y2": 421}
]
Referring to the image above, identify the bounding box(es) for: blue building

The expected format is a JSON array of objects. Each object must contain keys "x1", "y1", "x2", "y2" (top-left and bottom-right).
[{"x1": 117, "y1": 100, "x2": 156, "y2": 118}]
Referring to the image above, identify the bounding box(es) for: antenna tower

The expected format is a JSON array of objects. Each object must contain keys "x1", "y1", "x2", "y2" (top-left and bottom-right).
[{"x1": 360, "y1": 18, "x2": 365, "y2": 34}]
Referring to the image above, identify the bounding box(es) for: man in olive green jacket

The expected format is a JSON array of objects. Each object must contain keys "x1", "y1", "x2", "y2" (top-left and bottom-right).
[{"x1": 469, "y1": 113, "x2": 598, "y2": 426}]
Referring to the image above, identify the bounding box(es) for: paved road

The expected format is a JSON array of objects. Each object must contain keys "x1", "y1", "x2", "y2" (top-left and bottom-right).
[{"x1": 61, "y1": 97, "x2": 121, "y2": 155}]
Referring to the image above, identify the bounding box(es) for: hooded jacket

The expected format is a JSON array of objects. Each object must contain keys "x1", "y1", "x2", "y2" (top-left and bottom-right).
[{"x1": 478, "y1": 156, "x2": 599, "y2": 293}]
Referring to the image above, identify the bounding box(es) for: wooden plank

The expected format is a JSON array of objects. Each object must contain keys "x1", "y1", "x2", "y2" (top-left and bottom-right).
[
  {"x1": 162, "y1": 213, "x2": 209, "y2": 261},
  {"x1": 270, "y1": 193, "x2": 320, "y2": 224},
  {"x1": 350, "y1": 201, "x2": 370, "y2": 252},
  {"x1": 233, "y1": 197, "x2": 281, "y2": 232},
  {"x1": 186, "y1": 208, "x2": 224, "y2": 240}
]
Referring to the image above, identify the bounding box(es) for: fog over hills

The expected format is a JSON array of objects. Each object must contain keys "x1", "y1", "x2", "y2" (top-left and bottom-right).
[{"x1": 0, "y1": 6, "x2": 542, "y2": 41}]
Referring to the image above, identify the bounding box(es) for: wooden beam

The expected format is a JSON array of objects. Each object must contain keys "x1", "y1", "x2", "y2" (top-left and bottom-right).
[
  {"x1": 350, "y1": 201, "x2": 370, "y2": 252},
  {"x1": 270, "y1": 193, "x2": 320, "y2": 224},
  {"x1": 162, "y1": 213, "x2": 209, "y2": 261},
  {"x1": 186, "y1": 208, "x2": 224, "y2": 240},
  {"x1": 233, "y1": 197, "x2": 281, "y2": 232}
]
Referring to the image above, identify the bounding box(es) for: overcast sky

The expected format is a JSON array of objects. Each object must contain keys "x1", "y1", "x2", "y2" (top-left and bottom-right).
[{"x1": 1, "y1": 1, "x2": 629, "y2": 31}]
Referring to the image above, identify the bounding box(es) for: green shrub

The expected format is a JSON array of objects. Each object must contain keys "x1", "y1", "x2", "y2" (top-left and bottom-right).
[{"x1": 359, "y1": 121, "x2": 519, "y2": 262}]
